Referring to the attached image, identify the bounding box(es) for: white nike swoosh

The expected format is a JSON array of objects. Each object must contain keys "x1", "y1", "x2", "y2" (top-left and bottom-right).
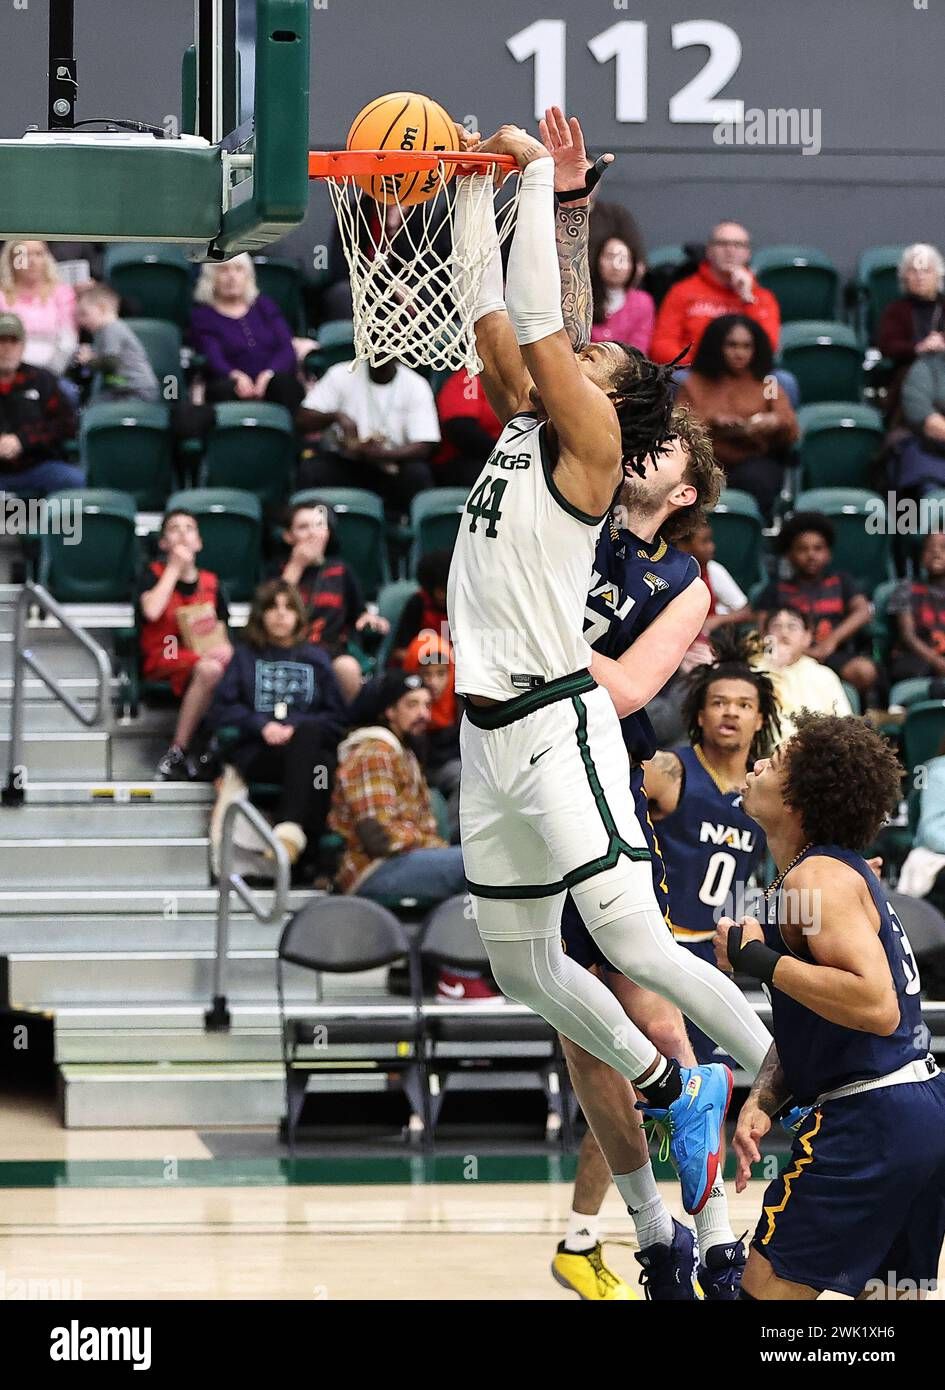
[{"x1": 437, "y1": 982, "x2": 466, "y2": 998}]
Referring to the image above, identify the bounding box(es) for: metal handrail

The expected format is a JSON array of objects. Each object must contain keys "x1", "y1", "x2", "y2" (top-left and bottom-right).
[
  {"x1": 205, "y1": 796, "x2": 291, "y2": 1031},
  {"x1": 3, "y1": 581, "x2": 113, "y2": 805}
]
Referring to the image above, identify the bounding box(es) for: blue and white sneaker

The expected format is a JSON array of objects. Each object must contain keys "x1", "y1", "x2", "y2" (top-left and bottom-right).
[
  {"x1": 635, "y1": 1218, "x2": 699, "y2": 1300},
  {"x1": 780, "y1": 1103, "x2": 813, "y2": 1135},
  {"x1": 698, "y1": 1237, "x2": 747, "y2": 1301},
  {"x1": 638, "y1": 1063, "x2": 733, "y2": 1214}
]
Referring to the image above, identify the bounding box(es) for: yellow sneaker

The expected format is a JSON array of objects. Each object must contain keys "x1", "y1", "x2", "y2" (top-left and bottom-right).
[{"x1": 551, "y1": 1241, "x2": 639, "y2": 1300}]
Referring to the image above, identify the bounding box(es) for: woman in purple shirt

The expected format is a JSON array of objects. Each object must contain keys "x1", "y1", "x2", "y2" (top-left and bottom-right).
[
  {"x1": 191, "y1": 255, "x2": 304, "y2": 411},
  {"x1": 589, "y1": 235, "x2": 655, "y2": 354}
]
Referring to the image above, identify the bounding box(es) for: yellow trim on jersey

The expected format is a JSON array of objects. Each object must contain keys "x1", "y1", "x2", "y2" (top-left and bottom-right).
[
  {"x1": 672, "y1": 923, "x2": 715, "y2": 942},
  {"x1": 693, "y1": 743, "x2": 743, "y2": 796},
  {"x1": 760, "y1": 1109, "x2": 823, "y2": 1246}
]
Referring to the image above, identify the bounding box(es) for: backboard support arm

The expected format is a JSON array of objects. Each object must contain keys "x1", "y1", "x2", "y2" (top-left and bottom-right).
[{"x1": 48, "y1": 0, "x2": 77, "y2": 130}]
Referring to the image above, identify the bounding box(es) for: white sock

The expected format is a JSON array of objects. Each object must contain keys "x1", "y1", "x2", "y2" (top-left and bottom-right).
[
  {"x1": 564, "y1": 1209, "x2": 600, "y2": 1253},
  {"x1": 613, "y1": 1164, "x2": 673, "y2": 1250},
  {"x1": 693, "y1": 1180, "x2": 736, "y2": 1262}
]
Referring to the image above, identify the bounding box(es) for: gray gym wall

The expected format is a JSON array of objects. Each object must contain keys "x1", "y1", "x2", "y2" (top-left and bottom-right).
[{"x1": 2, "y1": 0, "x2": 944, "y2": 278}]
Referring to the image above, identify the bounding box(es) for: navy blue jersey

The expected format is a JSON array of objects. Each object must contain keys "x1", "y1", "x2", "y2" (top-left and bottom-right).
[
  {"x1": 764, "y1": 846, "x2": 926, "y2": 1105},
  {"x1": 655, "y1": 745, "x2": 766, "y2": 943},
  {"x1": 583, "y1": 522, "x2": 699, "y2": 763}
]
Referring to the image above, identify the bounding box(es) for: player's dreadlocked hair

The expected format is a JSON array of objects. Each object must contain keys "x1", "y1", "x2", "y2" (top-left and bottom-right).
[
  {"x1": 683, "y1": 628, "x2": 781, "y2": 763},
  {"x1": 609, "y1": 343, "x2": 683, "y2": 476}
]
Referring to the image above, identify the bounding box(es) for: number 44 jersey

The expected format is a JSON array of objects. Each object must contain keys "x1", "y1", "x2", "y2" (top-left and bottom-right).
[{"x1": 447, "y1": 414, "x2": 613, "y2": 701}]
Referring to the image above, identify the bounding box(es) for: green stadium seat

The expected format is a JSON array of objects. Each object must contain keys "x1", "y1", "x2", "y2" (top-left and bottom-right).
[
  {"x1": 165, "y1": 488, "x2": 262, "y2": 602},
  {"x1": 81, "y1": 401, "x2": 174, "y2": 511},
  {"x1": 374, "y1": 578, "x2": 420, "y2": 666},
  {"x1": 709, "y1": 489, "x2": 766, "y2": 594},
  {"x1": 841, "y1": 680, "x2": 862, "y2": 715},
  {"x1": 889, "y1": 677, "x2": 932, "y2": 709},
  {"x1": 103, "y1": 244, "x2": 194, "y2": 328},
  {"x1": 855, "y1": 245, "x2": 907, "y2": 344},
  {"x1": 796, "y1": 402, "x2": 884, "y2": 490},
  {"x1": 792, "y1": 487, "x2": 893, "y2": 592},
  {"x1": 870, "y1": 577, "x2": 900, "y2": 667},
  {"x1": 122, "y1": 318, "x2": 183, "y2": 403},
  {"x1": 777, "y1": 321, "x2": 864, "y2": 404},
  {"x1": 289, "y1": 487, "x2": 389, "y2": 598},
  {"x1": 753, "y1": 246, "x2": 839, "y2": 323},
  {"x1": 203, "y1": 401, "x2": 296, "y2": 507},
  {"x1": 902, "y1": 700, "x2": 945, "y2": 776},
  {"x1": 306, "y1": 319, "x2": 355, "y2": 374},
  {"x1": 253, "y1": 256, "x2": 305, "y2": 332},
  {"x1": 409, "y1": 488, "x2": 467, "y2": 575},
  {"x1": 38, "y1": 489, "x2": 138, "y2": 602},
  {"x1": 428, "y1": 786, "x2": 450, "y2": 842}
]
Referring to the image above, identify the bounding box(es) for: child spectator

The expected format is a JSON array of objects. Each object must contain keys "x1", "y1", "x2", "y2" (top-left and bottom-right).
[
  {"x1": 274, "y1": 500, "x2": 388, "y2": 701},
  {"x1": 390, "y1": 549, "x2": 451, "y2": 665},
  {"x1": 589, "y1": 236, "x2": 655, "y2": 353},
  {"x1": 402, "y1": 631, "x2": 460, "y2": 842},
  {"x1": 74, "y1": 284, "x2": 160, "y2": 403},
  {"x1": 210, "y1": 580, "x2": 347, "y2": 867},
  {"x1": 433, "y1": 369, "x2": 502, "y2": 489},
  {"x1": 330, "y1": 670, "x2": 494, "y2": 999},
  {"x1": 754, "y1": 606, "x2": 854, "y2": 739},
  {"x1": 755, "y1": 511, "x2": 878, "y2": 703},
  {"x1": 677, "y1": 520, "x2": 753, "y2": 637},
  {"x1": 140, "y1": 509, "x2": 233, "y2": 780},
  {"x1": 888, "y1": 531, "x2": 945, "y2": 688},
  {"x1": 0, "y1": 312, "x2": 80, "y2": 495}
]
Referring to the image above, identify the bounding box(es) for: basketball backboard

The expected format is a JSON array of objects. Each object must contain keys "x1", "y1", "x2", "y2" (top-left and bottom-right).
[{"x1": 194, "y1": 0, "x2": 257, "y2": 149}]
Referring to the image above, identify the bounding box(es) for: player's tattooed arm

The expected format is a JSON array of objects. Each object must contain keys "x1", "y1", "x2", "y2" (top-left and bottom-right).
[
  {"x1": 748, "y1": 1042, "x2": 793, "y2": 1118},
  {"x1": 642, "y1": 750, "x2": 683, "y2": 818},
  {"x1": 555, "y1": 205, "x2": 593, "y2": 353}
]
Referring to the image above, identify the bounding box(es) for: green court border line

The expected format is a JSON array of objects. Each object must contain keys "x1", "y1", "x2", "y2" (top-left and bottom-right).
[{"x1": 0, "y1": 1152, "x2": 784, "y2": 1189}]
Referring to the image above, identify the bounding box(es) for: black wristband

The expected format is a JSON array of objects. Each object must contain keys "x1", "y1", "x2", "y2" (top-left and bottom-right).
[
  {"x1": 556, "y1": 154, "x2": 612, "y2": 203},
  {"x1": 727, "y1": 924, "x2": 780, "y2": 989}
]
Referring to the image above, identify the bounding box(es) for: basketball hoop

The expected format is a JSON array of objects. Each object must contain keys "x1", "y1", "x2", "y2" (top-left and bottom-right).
[{"x1": 309, "y1": 149, "x2": 521, "y2": 374}]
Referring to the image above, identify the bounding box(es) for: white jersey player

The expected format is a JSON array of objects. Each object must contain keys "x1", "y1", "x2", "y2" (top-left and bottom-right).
[{"x1": 447, "y1": 123, "x2": 771, "y2": 1214}]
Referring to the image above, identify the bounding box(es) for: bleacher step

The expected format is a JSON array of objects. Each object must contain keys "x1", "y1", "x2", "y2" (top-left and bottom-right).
[
  {"x1": 60, "y1": 1063, "x2": 287, "y2": 1127},
  {"x1": 15, "y1": 780, "x2": 215, "y2": 804},
  {"x1": 0, "y1": 836, "x2": 211, "y2": 888},
  {"x1": 0, "y1": 801, "x2": 210, "y2": 838},
  {"x1": 0, "y1": 886, "x2": 309, "y2": 916},
  {"x1": 0, "y1": 911, "x2": 288, "y2": 954},
  {"x1": 7, "y1": 950, "x2": 324, "y2": 1006}
]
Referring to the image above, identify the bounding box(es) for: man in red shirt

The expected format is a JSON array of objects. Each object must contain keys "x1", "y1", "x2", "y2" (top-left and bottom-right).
[
  {"x1": 650, "y1": 222, "x2": 781, "y2": 366},
  {"x1": 433, "y1": 368, "x2": 502, "y2": 488}
]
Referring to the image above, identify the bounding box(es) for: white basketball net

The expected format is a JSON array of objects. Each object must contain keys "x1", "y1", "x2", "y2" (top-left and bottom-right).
[{"x1": 326, "y1": 165, "x2": 520, "y2": 374}]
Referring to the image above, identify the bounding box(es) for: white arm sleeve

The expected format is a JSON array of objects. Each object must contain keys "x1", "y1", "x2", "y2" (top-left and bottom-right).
[
  {"x1": 452, "y1": 174, "x2": 505, "y2": 324},
  {"x1": 504, "y1": 156, "x2": 564, "y2": 347}
]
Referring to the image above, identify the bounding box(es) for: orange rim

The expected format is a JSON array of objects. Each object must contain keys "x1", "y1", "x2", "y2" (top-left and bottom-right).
[{"x1": 308, "y1": 149, "x2": 519, "y2": 180}]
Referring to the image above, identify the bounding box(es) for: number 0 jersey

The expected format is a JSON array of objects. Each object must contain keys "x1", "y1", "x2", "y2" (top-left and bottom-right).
[
  {"x1": 447, "y1": 413, "x2": 612, "y2": 701},
  {"x1": 656, "y1": 745, "x2": 766, "y2": 942}
]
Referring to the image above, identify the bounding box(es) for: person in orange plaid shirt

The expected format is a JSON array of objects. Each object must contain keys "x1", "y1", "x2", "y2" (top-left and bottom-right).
[{"x1": 329, "y1": 670, "x2": 496, "y2": 1001}]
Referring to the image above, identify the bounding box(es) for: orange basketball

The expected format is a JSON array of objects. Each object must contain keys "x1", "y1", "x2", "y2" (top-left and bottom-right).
[{"x1": 346, "y1": 92, "x2": 457, "y2": 207}]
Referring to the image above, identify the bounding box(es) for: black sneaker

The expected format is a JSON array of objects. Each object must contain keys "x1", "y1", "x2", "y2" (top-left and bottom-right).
[
  {"x1": 156, "y1": 745, "x2": 189, "y2": 781},
  {"x1": 699, "y1": 1237, "x2": 747, "y2": 1301}
]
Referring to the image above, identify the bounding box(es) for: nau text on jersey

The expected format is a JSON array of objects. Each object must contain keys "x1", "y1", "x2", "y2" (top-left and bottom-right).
[{"x1": 700, "y1": 821, "x2": 756, "y2": 852}]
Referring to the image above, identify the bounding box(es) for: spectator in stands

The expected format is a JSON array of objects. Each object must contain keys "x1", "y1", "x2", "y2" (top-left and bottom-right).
[
  {"x1": 402, "y1": 631, "x2": 461, "y2": 842},
  {"x1": 74, "y1": 285, "x2": 160, "y2": 403},
  {"x1": 297, "y1": 357, "x2": 440, "y2": 511},
  {"x1": 898, "y1": 343, "x2": 945, "y2": 497},
  {"x1": 433, "y1": 369, "x2": 502, "y2": 489},
  {"x1": 876, "y1": 243, "x2": 945, "y2": 424},
  {"x1": 210, "y1": 579, "x2": 347, "y2": 867},
  {"x1": 754, "y1": 605, "x2": 854, "y2": 738},
  {"x1": 755, "y1": 511, "x2": 878, "y2": 702},
  {"x1": 0, "y1": 240, "x2": 78, "y2": 377},
  {"x1": 676, "y1": 314, "x2": 798, "y2": 521},
  {"x1": 0, "y1": 312, "x2": 80, "y2": 496},
  {"x1": 589, "y1": 235, "x2": 654, "y2": 353},
  {"x1": 589, "y1": 200, "x2": 647, "y2": 285},
  {"x1": 330, "y1": 670, "x2": 493, "y2": 999},
  {"x1": 390, "y1": 549, "x2": 451, "y2": 665},
  {"x1": 320, "y1": 201, "x2": 452, "y2": 324},
  {"x1": 650, "y1": 221, "x2": 780, "y2": 366},
  {"x1": 888, "y1": 531, "x2": 945, "y2": 691},
  {"x1": 190, "y1": 255, "x2": 305, "y2": 411},
  {"x1": 677, "y1": 519, "x2": 754, "y2": 637},
  {"x1": 274, "y1": 499, "x2": 389, "y2": 701},
  {"x1": 140, "y1": 509, "x2": 234, "y2": 781}
]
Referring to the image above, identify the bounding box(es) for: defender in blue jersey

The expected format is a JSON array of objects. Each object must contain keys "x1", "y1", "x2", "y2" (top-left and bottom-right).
[
  {"x1": 715, "y1": 713, "x2": 945, "y2": 1300},
  {"x1": 556, "y1": 626, "x2": 780, "y2": 1302}
]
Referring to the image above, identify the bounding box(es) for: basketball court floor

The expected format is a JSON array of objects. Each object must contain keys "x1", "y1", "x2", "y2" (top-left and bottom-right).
[{"x1": 3, "y1": 1092, "x2": 941, "y2": 1300}]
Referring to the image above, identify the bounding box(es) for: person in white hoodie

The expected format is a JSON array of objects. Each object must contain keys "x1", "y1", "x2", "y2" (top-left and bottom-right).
[{"x1": 753, "y1": 605, "x2": 854, "y2": 739}]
